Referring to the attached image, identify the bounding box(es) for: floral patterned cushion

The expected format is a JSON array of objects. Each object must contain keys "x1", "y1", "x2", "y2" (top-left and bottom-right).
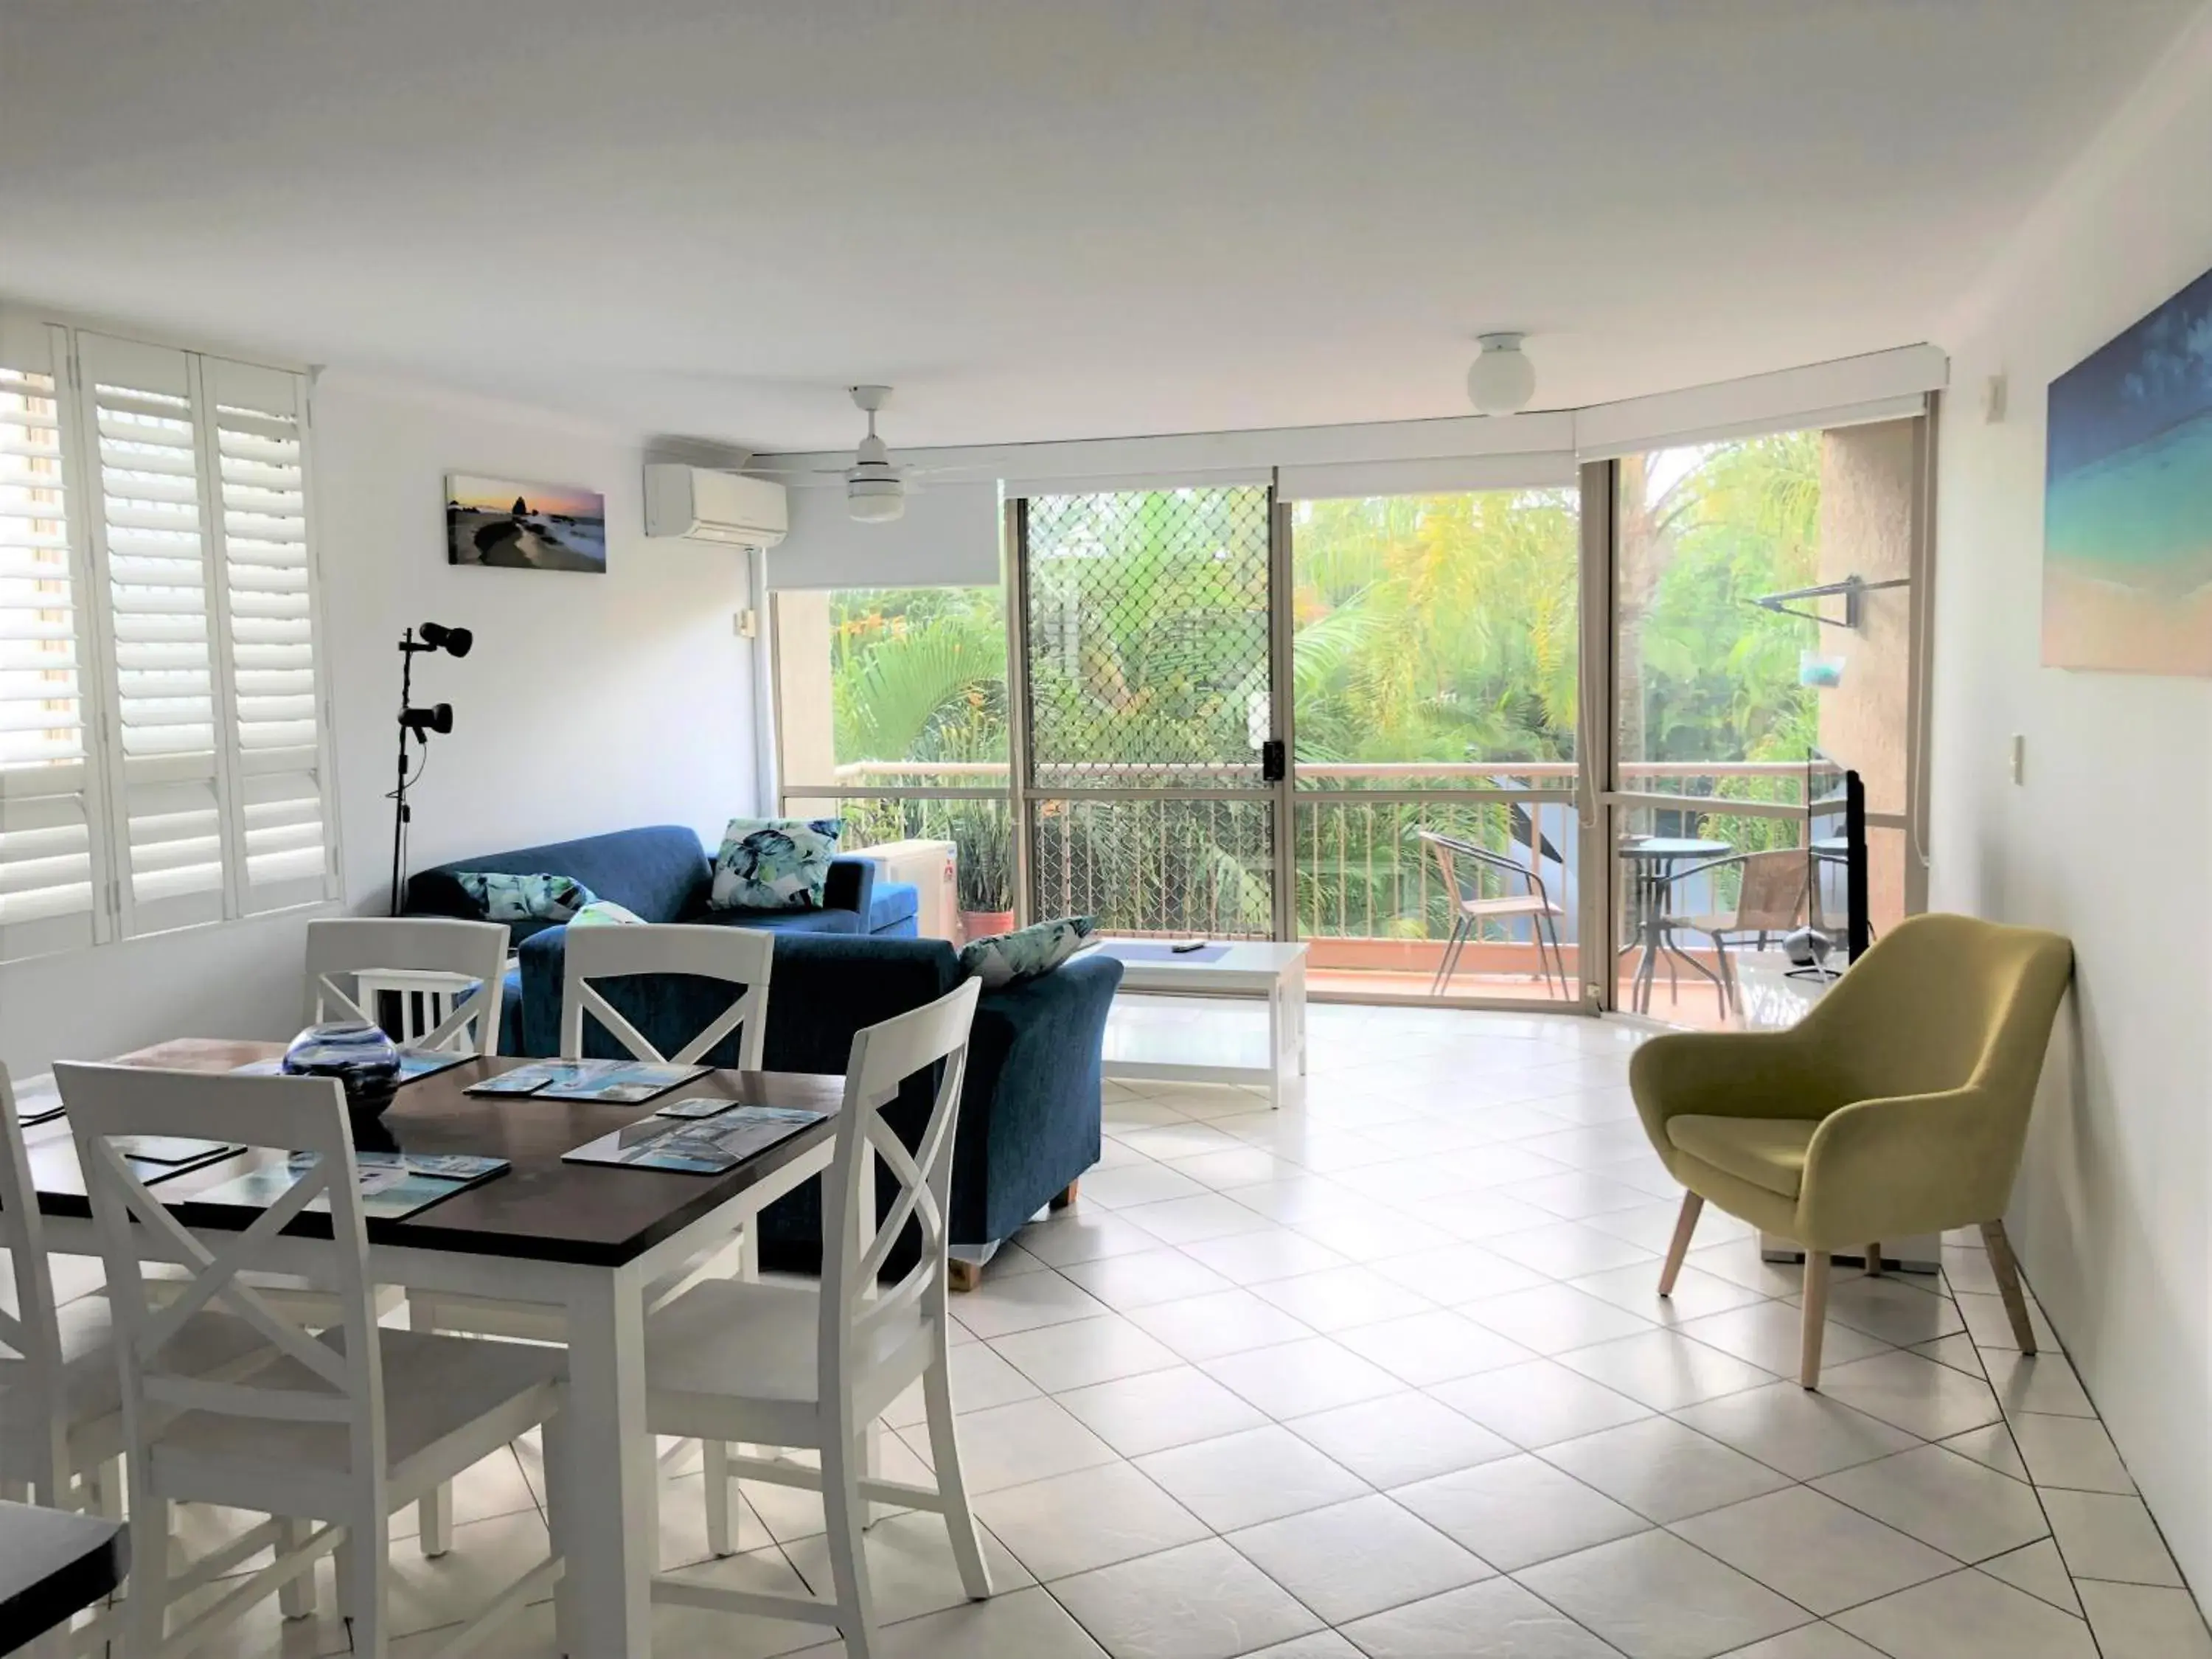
[
  {"x1": 567, "y1": 899, "x2": 646, "y2": 928},
  {"x1": 453, "y1": 871, "x2": 595, "y2": 923},
  {"x1": 958, "y1": 915, "x2": 1096, "y2": 990},
  {"x1": 709, "y1": 817, "x2": 844, "y2": 911}
]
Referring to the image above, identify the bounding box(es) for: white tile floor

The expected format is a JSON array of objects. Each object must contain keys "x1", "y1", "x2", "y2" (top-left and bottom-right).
[{"x1": 131, "y1": 1004, "x2": 2212, "y2": 1657}]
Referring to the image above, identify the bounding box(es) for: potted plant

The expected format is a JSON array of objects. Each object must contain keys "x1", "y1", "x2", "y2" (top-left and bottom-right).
[{"x1": 953, "y1": 806, "x2": 1015, "y2": 942}]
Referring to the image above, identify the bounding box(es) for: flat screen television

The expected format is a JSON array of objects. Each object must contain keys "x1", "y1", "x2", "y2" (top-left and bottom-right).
[{"x1": 1806, "y1": 753, "x2": 1871, "y2": 968}]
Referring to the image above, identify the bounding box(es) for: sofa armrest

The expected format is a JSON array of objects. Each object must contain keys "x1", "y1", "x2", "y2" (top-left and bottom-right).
[
  {"x1": 821, "y1": 856, "x2": 875, "y2": 925},
  {"x1": 955, "y1": 953, "x2": 1122, "y2": 1245},
  {"x1": 1798, "y1": 1085, "x2": 2017, "y2": 1245}
]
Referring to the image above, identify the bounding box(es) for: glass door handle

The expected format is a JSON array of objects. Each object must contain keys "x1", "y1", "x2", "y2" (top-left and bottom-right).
[{"x1": 1261, "y1": 740, "x2": 1286, "y2": 782}]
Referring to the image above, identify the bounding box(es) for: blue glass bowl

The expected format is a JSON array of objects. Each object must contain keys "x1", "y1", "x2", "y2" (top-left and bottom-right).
[{"x1": 282, "y1": 1020, "x2": 403, "y2": 1126}]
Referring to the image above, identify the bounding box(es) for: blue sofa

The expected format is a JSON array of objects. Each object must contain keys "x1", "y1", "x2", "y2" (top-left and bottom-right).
[
  {"x1": 403, "y1": 825, "x2": 920, "y2": 1053},
  {"x1": 403, "y1": 825, "x2": 1119, "y2": 1267}
]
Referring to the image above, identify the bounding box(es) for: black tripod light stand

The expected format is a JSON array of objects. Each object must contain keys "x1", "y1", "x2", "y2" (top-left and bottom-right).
[{"x1": 389, "y1": 622, "x2": 473, "y2": 915}]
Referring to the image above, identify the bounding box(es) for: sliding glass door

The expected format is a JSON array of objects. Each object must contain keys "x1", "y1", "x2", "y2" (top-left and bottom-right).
[
  {"x1": 787, "y1": 414, "x2": 1930, "y2": 1023},
  {"x1": 1012, "y1": 485, "x2": 1281, "y2": 938},
  {"x1": 1607, "y1": 417, "x2": 1927, "y2": 1029},
  {"x1": 1286, "y1": 487, "x2": 1584, "y2": 1006}
]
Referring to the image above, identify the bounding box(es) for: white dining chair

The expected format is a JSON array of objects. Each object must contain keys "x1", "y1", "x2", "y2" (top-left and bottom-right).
[
  {"x1": 139, "y1": 922, "x2": 505, "y2": 1416},
  {"x1": 305, "y1": 917, "x2": 512, "y2": 1057},
  {"x1": 643, "y1": 976, "x2": 990, "y2": 1657},
  {"x1": 56, "y1": 1062, "x2": 569, "y2": 1659},
  {"x1": 0, "y1": 1066, "x2": 274, "y2": 1657},
  {"x1": 409, "y1": 921, "x2": 776, "y2": 1554},
  {"x1": 559, "y1": 921, "x2": 773, "y2": 1069}
]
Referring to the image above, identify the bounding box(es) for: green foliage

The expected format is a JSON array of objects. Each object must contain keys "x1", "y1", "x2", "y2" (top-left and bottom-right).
[
  {"x1": 829, "y1": 587, "x2": 1007, "y2": 765},
  {"x1": 1290, "y1": 488, "x2": 1580, "y2": 769},
  {"x1": 950, "y1": 801, "x2": 1013, "y2": 911}
]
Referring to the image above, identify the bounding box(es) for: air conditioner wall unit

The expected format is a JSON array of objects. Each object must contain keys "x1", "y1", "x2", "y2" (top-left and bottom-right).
[{"x1": 643, "y1": 464, "x2": 789, "y2": 548}]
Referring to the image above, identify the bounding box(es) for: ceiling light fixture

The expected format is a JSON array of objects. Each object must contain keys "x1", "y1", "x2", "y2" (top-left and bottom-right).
[{"x1": 1466, "y1": 333, "x2": 1536, "y2": 417}]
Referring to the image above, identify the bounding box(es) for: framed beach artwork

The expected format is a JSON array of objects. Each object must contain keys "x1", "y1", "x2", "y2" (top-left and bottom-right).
[
  {"x1": 2043, "y1": 265, "x2": 2212, "y2": 672},
  {"x1": 445, "y1": 474, "x2": 608, "y2": 574}
]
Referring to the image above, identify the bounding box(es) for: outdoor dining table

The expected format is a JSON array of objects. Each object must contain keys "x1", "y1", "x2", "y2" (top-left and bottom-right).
[
  {"x1": 19, "y1": 1038, "x2": 850, "y2": 1658},
  {"x1": 1617, "y1": 835, "x2": 1733, "y2": 1014}
]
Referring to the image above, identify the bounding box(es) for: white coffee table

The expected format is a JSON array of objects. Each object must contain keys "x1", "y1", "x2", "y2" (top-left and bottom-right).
[{"x1": 1094, "y1": 939, "x2": 1308, "y2": 1108}]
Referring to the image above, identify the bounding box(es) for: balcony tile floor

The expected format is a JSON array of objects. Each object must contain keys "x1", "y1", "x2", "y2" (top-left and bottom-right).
[{"x1": 139, "y1": 1004, "x2": 2205, "y2": 1658}]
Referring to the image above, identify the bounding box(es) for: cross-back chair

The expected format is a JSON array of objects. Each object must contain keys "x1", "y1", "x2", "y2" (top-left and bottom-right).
[
  {"x1": 305, "y1": 917, "x2": 511, "y2": 1057},
  {"x1": 2, "y1": 1065, "x2": 274, "y2": 1657},
  {"x1": 642, "y1": 975, "x2": 990, "y2": 1657},
  {"x1": 560, "y1": 922, "x2": 774, "y2": 1068},
  {"x1": 411, "y1": 922, "x2": 777, "y2": 1555},
  {"x1": 57, "y1": 1062, "x2": 568, "y2": 1659}
]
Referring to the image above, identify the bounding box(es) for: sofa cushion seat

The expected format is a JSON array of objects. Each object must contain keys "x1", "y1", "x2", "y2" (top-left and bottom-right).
[
  {"x1": 1667, "y1": 1115, "x2": 1818, "y2": 1199},
  {"x1": 866, "y1": 880, "x2": 919, "y2": 934}
]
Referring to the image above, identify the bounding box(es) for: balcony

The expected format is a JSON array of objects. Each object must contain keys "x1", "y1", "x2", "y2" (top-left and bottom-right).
[{"x1": 812, "y1": 759, "x2": 1887, "y2": 1027}]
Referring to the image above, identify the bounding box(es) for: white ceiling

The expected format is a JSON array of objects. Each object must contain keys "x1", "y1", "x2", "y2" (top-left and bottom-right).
[{"x1": 0, "y1": 1, "x2": 2196, "y2": 452}]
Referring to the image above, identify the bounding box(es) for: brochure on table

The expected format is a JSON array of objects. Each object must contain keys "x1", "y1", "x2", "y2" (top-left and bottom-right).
[
  {"x1": 466, "y1": 1059, "x2": 706, "y2": 1105},
  {"x1": 190, "y1": 1149, "x2": 512, "y2": 1222},
  {"x1": 562, "y1": 1103, "x2": 828, "y2": 1175}
]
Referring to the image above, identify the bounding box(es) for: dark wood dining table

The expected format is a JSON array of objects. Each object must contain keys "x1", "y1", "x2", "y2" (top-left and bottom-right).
[
  {"x1": 23, "y1": 1040, "x2": 847, "y2": 1658},
  {"x1": 0, "y1": 1500, "x2": 125, "y2": 1655}
]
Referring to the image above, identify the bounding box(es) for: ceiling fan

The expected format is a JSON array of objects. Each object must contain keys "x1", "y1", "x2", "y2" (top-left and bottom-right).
[{"x1": 748, "y1": 386, "x2": 978, "y2": 523}]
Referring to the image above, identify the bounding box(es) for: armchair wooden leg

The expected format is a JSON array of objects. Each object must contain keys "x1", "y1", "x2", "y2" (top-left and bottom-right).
[
  {"x1": 1865, "y1": 1242, "x2": 1883, "y2": 1277},
  {"x1": 1981, "y1": 1219, "x2": 2039, "y2": 1355},
  {"x1": 947, "y1": 1257, "x2": 981, "y2": 1294},
  {"x1": 1658, "y1": 1192, "x2": 1703, "y2": 1297},
  {"x1": 1050, "y1": 1181, "x2": 1079, "y2": 1211},
  {"x1": 1800, "y1": 1248, "x2": 1831, "y2": 1390}
]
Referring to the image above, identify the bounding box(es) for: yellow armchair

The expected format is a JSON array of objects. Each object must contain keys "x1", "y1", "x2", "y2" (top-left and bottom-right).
[{"x1": 1630, "y1": 911, "x2": 2073, "y2": 1388}]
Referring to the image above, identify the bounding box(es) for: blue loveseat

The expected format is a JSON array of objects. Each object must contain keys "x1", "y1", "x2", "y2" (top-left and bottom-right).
[
  {"x1": 403, "y1": 825, "x2": 920, "y2": 1052},
  {"x1": 402, "y1": 824, "x2": 1119, "y2": 1268}
]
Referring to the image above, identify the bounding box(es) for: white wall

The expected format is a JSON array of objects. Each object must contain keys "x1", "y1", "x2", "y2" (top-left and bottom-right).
[
  {"x1": 0, "y1": 369, "x2": 759, "y2": 1076},
  {"x1": 1930, "y1": 4, "x2": 2212, "y2": 1596},
  {"x1": 765, "y1": 480, "x2": 1001, "y2": 591}
]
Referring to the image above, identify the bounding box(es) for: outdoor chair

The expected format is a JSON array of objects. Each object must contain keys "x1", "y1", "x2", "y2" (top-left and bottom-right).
[
  {"x1": 1660, "y1": 846, "x2": 1816, "y2": 1017},
  {"x1": 1419, "y1": 829, "x2": 1568, "y2": 998}
]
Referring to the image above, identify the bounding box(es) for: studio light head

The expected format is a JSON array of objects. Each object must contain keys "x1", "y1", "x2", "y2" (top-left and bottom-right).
[
  {"x1": 399, "y1": 702, "x2": 453, "y2": 740},
  {"x1": 420, "y1": 621, "x2": 473, "y2": 658}
]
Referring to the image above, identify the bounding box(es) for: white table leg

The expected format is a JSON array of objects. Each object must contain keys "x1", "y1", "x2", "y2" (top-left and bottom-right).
[
  {"x1": 562, "y1": 1265, "x2": 655, "y2": 1656},
  {"x1": 1267, "y1": 978, "x2": 1285, "y2": 1110}
]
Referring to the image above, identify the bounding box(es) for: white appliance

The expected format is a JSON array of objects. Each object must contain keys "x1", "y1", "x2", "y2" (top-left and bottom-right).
[
  {"x1": 642, "y1": 464, "x2": 789, "y2": 548},
  {"x1": 855, "y1": 838, "x2": 957, "y2": 941}
]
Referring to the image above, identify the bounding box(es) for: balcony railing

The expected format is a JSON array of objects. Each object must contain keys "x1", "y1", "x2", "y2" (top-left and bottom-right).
[{"x1": 797, "y1": 759, "x2": 1826, "y2": 962}]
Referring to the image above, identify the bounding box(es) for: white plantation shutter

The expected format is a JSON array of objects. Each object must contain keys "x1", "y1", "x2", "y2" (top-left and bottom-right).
[
  {"x1": 0, "y1": 319, "x2": 335, "y2": 963},
  {"x1": 0, "y1": 331, "x2": 110, "y2": 960},
  {"x1": 204, "y1": 356, "x2": 333, "y2": 911},
  {"x1": 77, "y1": 333, "x2": 231, "y2": 936}
]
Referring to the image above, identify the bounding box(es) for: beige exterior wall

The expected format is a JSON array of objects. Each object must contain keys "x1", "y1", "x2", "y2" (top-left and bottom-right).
[
  {"x1": 1815, "y1": 417, "x2": 1918, "y2": 932},
  {"x1": 771, "y1": 589, "x2": 838, "y2": 818}
]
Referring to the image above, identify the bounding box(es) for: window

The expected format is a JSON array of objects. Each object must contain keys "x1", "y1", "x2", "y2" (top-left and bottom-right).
[
  {"x1": 0, "y1": 324, "x2": 335, "y2": 963},
  {"x1": 772, "y1": 583, "x2": 1011, "y2": 914}
]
